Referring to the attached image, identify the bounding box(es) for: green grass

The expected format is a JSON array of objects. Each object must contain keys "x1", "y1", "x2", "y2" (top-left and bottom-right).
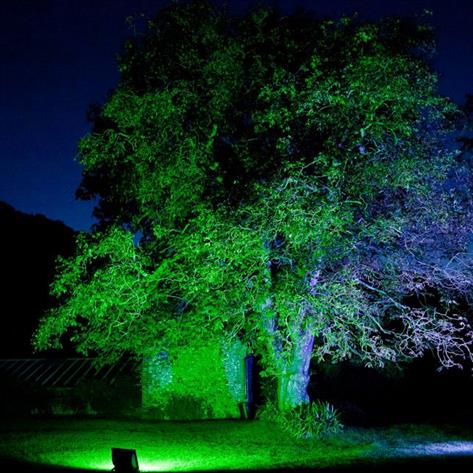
[{"x1": 0, "y1": 418, "x2": 471, "y2": 472}]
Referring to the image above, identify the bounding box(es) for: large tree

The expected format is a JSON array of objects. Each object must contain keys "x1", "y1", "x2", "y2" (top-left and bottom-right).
[{"x1": 35, "y1": 1, "x2": 473, "y2": 411}]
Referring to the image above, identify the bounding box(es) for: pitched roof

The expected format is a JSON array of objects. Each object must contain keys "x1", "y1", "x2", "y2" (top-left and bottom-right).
[{"x1": 0, "y1": 358, "x2": 140, "y2": 388}]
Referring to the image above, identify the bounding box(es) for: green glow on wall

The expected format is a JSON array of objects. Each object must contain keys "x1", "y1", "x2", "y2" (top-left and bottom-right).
[{"x1": 142, "y1": 340, "x2": 245, "y2": 419}]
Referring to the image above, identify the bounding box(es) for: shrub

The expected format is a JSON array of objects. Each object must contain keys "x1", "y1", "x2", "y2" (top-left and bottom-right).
[
  {"x1": 259, "y1": 400, "x2": 343, "y2": 439},
  {"x1": 162, "y1": 393, "x2": 212, "y2": 420}
]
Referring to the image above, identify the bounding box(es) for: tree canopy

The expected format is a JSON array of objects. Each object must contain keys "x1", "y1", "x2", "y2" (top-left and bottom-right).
[{"x1": 35, "y1": 1, "x2": 473, "y2": 410}]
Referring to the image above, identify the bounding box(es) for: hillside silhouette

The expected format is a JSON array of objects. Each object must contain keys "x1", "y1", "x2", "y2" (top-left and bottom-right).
[{"x1": 0, "y1": 202, "x2": 76, "y2": 357}]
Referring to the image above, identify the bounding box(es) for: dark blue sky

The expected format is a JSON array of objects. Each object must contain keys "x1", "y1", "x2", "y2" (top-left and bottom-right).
[{"x1": 1, "y1": 0, "x2": 472, "y2": 231}]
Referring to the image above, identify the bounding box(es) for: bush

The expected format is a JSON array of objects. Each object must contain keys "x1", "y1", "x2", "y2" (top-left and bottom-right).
[
  {"x1": 259, "y1": 401, "x2": 343, "y2": 439},
  {"x1": 162, "y1": 393, "x2": 212, "y2": 420}
]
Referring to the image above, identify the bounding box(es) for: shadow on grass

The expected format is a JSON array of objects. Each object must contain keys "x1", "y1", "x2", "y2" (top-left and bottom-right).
[{"x1": 1, "y1": 456, "x2": 473, "y2": 473}]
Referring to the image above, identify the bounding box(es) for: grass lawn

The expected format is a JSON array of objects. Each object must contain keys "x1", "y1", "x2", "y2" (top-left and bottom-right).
[{"x1": 0, "y1": 418, "x2": 472, "y2": 472}]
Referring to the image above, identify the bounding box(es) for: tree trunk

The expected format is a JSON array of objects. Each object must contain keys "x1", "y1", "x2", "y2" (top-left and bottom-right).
[
  {"x1": 261, "y1": 302, "x2": 315, "y2": 412},
  {"x1": 277, "y1": 330, "x2": 315, "y2": 411}
]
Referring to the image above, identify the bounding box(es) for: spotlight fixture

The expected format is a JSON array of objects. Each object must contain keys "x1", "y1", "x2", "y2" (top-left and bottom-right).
[{"x1": 111, "y1": 448, "x2": 140, "y2": 473}]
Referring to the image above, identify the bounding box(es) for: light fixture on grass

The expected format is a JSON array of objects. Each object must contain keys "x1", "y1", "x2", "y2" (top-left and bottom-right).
[{"x1": 112, "y1": 448, "x2": 139, "y2": 473}]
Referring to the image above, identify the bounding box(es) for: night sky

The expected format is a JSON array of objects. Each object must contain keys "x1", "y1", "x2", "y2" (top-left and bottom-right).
[{"x1": 1, "y1": 0, "x2": 472, "y2": 231}]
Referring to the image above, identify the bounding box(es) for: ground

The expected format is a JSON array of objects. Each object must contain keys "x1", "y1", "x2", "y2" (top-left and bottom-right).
[{"x1": 0, "y1": 418, "x2": 472, "y2": 472}]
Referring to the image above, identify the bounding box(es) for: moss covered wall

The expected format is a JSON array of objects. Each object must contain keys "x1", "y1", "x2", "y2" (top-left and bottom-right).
[{"x1": 142, "y1": 339, "x2": 246, "y2": 419}]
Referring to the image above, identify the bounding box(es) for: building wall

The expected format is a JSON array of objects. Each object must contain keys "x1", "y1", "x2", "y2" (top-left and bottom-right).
[{"x1": 142, "y1": 339, "x2": 247, "y2": 420}]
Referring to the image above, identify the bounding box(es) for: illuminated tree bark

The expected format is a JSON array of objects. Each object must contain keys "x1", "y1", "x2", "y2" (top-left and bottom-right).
[
  {"x1": 264, "y1": 308, "x2": 316, "y2": 411},
  {"x1": 277, "y1": 329, "x2": 315, "y2": 411}
]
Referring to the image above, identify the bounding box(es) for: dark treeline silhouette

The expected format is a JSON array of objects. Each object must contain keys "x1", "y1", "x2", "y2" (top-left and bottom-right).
[
  {"x1": 308, "y1": 355, "x2": 473, "y2": 426},
  {"x1": 0, "y1": 201, "x2": 76, "y2": 357}
]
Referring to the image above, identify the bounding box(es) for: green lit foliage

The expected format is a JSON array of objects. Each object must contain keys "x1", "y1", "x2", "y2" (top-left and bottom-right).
[
  {"x1": 34, "y1": 228, "x2": 159, "y2": 361},
  {"x1": 36, "y1": 1, "x2": 473, "y2": 414}
]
